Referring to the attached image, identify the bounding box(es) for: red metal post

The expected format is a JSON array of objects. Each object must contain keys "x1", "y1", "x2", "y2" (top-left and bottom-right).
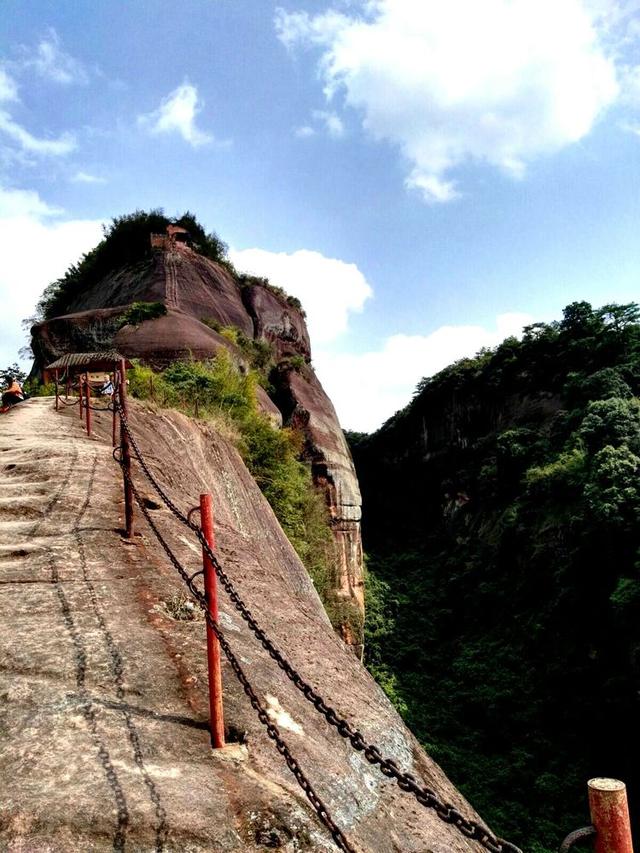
[
  {"x1": 79, "y1": 374, "x2": 84, "y2": 419},
  {"x1": 119, "y1": 359, "x2": 134, "y2": 539},
  {"x1": 112, "y1": 370, "x2": 118, "y2": 448},
  {"x1": 200, "y1": 493, "x2": 225, "y2": 749},
  {"x1": 85, "y1": 374, "x2": 92, "y2": 436},
  {"x1": 54, "y1": 369, "x2": 59, "y2": 411},
  {"x1": 588, "y1": 778, "x2": 634, "y2": 853}
]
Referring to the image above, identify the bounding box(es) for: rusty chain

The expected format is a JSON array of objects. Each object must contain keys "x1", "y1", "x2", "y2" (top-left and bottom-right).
[
  {"x1": 115, "y1": 402, "x2": 523, "y2": 853},
  {"x1": 119, "y1": 462, "x2": 356, "y2": 853}
]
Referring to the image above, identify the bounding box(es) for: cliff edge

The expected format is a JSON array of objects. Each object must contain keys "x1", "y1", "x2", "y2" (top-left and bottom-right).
[{"x1": 0, "y1": 398, "x2": 490, "y2": 852}]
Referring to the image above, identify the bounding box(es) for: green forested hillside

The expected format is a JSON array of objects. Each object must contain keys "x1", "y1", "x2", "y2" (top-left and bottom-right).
[{"x1": 349, "y1": 302, "x2": 640, "y2": 852}]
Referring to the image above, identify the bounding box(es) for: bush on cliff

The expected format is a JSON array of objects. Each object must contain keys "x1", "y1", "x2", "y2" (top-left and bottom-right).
[
  {"x1": 117, "y1": 301, "x2": 167, "y2": 329},
  {"x1": 128, "y1": 355, "x2": 337, "y2": 625}
]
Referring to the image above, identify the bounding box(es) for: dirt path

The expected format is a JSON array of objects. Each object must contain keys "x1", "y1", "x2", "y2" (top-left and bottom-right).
[{"x1": 0, "y1": 399, "x2": 247, "y2": 852}]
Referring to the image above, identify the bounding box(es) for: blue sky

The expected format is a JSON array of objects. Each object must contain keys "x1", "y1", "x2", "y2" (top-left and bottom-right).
[{"x1": 0, "y1": 0, "x2": 639, "y2": 430}]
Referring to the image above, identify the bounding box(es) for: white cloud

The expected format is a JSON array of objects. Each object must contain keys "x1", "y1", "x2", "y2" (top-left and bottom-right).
[
  {"x1": 228, "y1": 246, "x2": 372, "y2": 345},
  {"x1": 405, "y1": 172, "x2": 460, "y2": 204},
  {"x1": 312, "y1": 109, "x2": 345, "y2": 137},
  {"x1": 276, "y1": 0, "x2": 620, "y2": 201},
  {"x1": 295, "y1": 124, "x2": 316, "y2": 138},
  {"x1": 314, "y1": 313, "x2": 533, "y2": 431},
  {"x1": 24, "y1": 28, "x2": 89, "y2": 85},
  {"x1": 276, "y1": 8, "x2": 350, "y2": 50},
  {"x1": 621, "y1": 120, "x2": 640, "y2": 135},
  {"x1": 227, "y1": 245, "x2": 533, "y2": 431},
  {"x1": 0, "y1": 68, "x2": 18, "y2": 102},
  {"x1": 72, "y1": 170, "x2": 107, "y2": 184},
  {"x1": 138, "y1": 83, "x2": 214, "y2": 147},
  {"x1": 0, "y1": 186, "x2": 62, "y2": 218},
  {"x1": 0, "y1": 186, "x2": 103, "y2": 369},
  {"x1": 0, "y1": 109, "x2": 76, "y2": 156},
  {"x1": 0, "y1": 65, "x2": 76, "y2": 158}
]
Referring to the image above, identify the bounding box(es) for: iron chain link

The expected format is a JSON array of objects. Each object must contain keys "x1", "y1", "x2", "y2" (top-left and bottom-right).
[
  {"x1": 120, "y1": 463, "x2": 355, "y2": 853},
  {"x1": 115, "y1": 402, "x2": 523, "y2": 853}
]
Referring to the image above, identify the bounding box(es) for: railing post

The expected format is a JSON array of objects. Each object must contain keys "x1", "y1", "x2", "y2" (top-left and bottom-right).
[
  {"x1": 119, "y1": 359, "x2": 134, "y2": 539},
  {"x1": 79, "y1": 374, "x2": 84, "y2": 420},
  {"x1": 588, "y1": 779, "x2": 634, "y2": 853},
  {"x1": 112, "y1": 369, "x2": 118, "y2": 448},
  {"x1": 200, "y1": 493, "x2": 225, "y2": 749},
  {"x1": 54, "y1": 369, "x2": 59, "y2": 411},
  {"x1": 85, "y1": 374, "x2": 92, "y2": 436}
]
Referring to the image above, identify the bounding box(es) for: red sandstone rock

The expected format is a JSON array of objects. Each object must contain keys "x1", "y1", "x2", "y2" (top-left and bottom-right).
[
  {"x1": 0, "y1": 398, "x2": 490, "y2": 852},
  {"x1": 30, "y1": 242, "x2": 364, "y2": 649}
]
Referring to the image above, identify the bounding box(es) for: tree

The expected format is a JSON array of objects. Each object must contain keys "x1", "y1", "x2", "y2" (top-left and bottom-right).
[
  {"x1": 560, "y1": 301, "x2": 598, "y2": 336},
  {"x1": 0, "y1": 363, "x2": 27, "y2": 386},
  {"x1": 578, "y1": 398, "x2": 640, "y2": 455},
  {"x1": 584, "y1": 445, "x2": 640, "y2": 527},
  {"x1": 598, "y1": 302, "x2": 640, "y2": 331}
]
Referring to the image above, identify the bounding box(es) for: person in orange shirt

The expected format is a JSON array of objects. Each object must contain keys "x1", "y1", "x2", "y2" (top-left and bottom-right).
[{"x1": 1, "y1": 376, "x2": 24, "y2": 409}]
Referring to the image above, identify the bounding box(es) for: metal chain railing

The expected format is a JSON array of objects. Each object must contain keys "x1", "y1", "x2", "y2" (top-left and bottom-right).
[
  {"x1": 114, "y1": 401, "x2": 522, "y2": 853},
  {"x1": 119, "y1": 461, "x2": 356, "y2": 853},
  {"x1": 87, "y1": 401, "x2": 116, "y2": 412}
]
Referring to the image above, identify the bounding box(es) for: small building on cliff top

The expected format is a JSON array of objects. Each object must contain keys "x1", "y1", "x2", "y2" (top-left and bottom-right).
[{"x1": 150, "y1": 224, "x2": 191, "y2": 250}]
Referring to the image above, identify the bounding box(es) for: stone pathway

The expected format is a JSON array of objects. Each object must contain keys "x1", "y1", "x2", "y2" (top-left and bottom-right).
[{"x1": 0, "y1": 399, "x2": 247, "y2": 852}]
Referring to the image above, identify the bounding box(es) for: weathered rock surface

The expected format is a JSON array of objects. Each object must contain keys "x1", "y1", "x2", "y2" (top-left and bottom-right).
[
  {"x1": 30, "y1": 242, "x2": 364, "y2": 648},
  {"x1": 0, "y1": 399, "x2": 491, "y2": 851}
]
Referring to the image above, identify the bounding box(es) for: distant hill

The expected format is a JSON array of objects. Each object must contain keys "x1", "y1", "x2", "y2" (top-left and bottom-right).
[{"x1": 349, "y1": 301, "x2": 640, "y2": 852}]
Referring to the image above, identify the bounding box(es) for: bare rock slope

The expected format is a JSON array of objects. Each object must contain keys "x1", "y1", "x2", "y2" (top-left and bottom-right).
[
  {"x1": 0, "y1": 398, "x2": 490, "y2": 852},
  {"x1": 31, "y1": 244, "x2": 363, "y2": 650}
]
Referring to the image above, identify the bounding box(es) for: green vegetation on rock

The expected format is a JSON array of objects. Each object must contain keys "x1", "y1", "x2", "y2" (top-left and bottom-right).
[
  {"x1": 117, "y1": 301, "x2": 167, "y2": 329},
  {"x1": 128, "y1": 354, "x2": 339, "y2": 628},
  {"x1": 350, "y1": 301, "x2": 640, "y2": 852},
  {"x1": 35, "y1": 210, "x2": 306, "y2": 323},
  {"x1": 200, "y1": 320, "x2": 277, "y2": 387},
  {"x1": 36, "y1": 210, "x2": 233, "y2": 320},
  {"x1": 238, "y1": 273, "x2": 305, "y2": 315}
]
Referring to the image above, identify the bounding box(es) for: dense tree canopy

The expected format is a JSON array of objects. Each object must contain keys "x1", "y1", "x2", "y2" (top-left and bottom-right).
[{"x1": 350, "y1": 301, "x2": 640, "y2": 852}]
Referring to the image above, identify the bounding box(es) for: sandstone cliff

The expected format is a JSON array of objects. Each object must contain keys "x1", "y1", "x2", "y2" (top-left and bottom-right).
[
  {"x1": 31, "y1": 238, "x2": 363, "y2": 651},
  {"x1": 0, "y1": 398, "x2": 491, "y2": 852}
]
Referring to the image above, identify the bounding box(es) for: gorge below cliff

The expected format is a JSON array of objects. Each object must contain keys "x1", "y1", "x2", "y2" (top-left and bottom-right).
[{"x1": 349, "y1": 301, "x2": 640, "y2": 852}]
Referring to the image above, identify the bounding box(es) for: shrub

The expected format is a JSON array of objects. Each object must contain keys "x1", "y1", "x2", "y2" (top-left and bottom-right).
[
  {"x1": 117, "y1": 301, "x2": 167, "y2": 329},
  {"x1": 128, "y1": 354, "x2": 340, "y2": 632},
  {"x1": 578, "y1": 397, "x2": 640, "y2": 454},
  {"x1": 524, "y1": 448, "x2": 587, "y2": 498}
]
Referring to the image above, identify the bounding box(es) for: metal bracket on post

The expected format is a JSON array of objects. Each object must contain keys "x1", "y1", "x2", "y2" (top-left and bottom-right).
[{"x1": 199, "y1": 493, "x2": 225, "y2": 749}]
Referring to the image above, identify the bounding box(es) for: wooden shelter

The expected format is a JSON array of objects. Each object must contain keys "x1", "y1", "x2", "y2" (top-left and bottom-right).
[{"x1": 44, "y1": 351, "x2": 132, "y2": 384}]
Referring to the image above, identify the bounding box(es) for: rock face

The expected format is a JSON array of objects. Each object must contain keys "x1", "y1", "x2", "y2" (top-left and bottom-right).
[
  {"x1": 31, "y1": 242, "x2": 364, "y2": 651},
  {"x1": 0, "y1": 397, "x2": 491, "y2": 852}
]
